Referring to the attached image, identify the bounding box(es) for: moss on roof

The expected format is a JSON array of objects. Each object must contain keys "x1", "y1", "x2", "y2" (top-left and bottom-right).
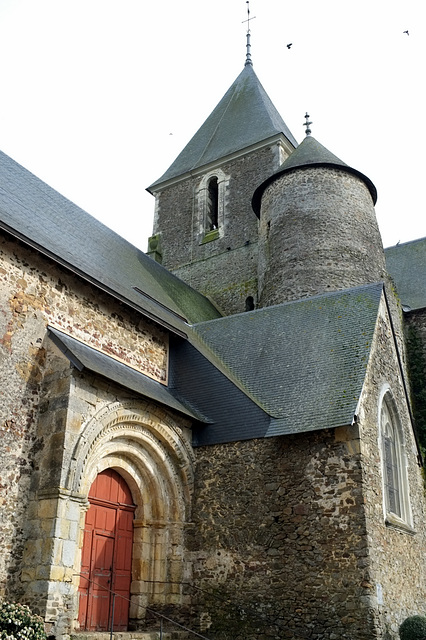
[
  {"x1": 148, "y1": 64, "x2": 297, "y2": 191},
  {"x1": 385, "y1": 237, "x2": 426, "y2": 311},
  {"x1": 0, "y1": 150, "x2": 221, "y2": 330},
  {"x1": 189, "y1": 283, "x2": 383, "y2": 436}
]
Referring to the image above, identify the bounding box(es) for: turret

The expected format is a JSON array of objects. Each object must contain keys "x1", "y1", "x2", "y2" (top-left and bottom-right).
[{"x1": 252, "y1": 130, "x2": 386, "y2": 308}]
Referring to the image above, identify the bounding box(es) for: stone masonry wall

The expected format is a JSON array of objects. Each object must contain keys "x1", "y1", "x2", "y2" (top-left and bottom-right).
[
  {"x1": 404, "y1": 308, "x2": 426, "y2": 453},
  {"x1": 188, "y1": 427, "x2": 375, "y2": 640},
  {"x1": 153, "y1": 144, "x2": 285, "y2": 315},
  {"x1": 20, "y1": 344, "x2": 194, "y2": 637},
  {"x1": 185, "y1": 295, "x2": 426, "y2": 640},
  {"x1": 0, "y1": 233, "x2": 168, "y2": 603},
  {"x1": 258, "y1": 167, "x2": 386, "y2": 307},
  {"x1": 358, "y1": 298, "x2": 426, "y2": 639}
]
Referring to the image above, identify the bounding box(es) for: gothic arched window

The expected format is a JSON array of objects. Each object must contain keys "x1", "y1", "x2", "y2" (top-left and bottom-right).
[{"x1": 379, "y1": 390, "x2": 412, "y2": 529}]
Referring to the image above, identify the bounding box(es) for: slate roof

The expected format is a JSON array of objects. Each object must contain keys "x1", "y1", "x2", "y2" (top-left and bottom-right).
[
  {"x1": 0, "y1": 150, "x2": 220, "y2": 331},
  {"x1": 252, "y1": 135, "x2": 377, "y2": 215},
  {"x1": 188, "y1": 283, "x2": 384, "y2": 440},
  {"x1": 148, "y1": 64, "x2": 297, "y2": 190},
  {"x1": 385, "y1": 237, "x2": 426, "y2": 311},
  {"x1": 47, "y1": 326, "x2": 208, "y2": 422}
]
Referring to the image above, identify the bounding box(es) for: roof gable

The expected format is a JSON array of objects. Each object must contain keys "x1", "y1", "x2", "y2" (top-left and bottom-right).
[{"x1": 149, "y1": 65, "x2": 297, "y2": 190}]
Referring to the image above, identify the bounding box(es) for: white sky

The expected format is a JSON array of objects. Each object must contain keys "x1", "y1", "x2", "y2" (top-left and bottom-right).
[{"x1": 0, "y1": 0, "x2": 424, "y2": 251}]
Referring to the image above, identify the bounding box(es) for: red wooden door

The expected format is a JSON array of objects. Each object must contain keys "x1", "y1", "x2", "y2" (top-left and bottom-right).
[{"x1": 78, "y1": 470, "x2": 135, "y2": 631}]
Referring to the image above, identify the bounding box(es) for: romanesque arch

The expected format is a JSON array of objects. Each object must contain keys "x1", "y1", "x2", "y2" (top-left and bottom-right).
[{"x1": 66, "y1": 398, "x2": 195, "y2": 628}]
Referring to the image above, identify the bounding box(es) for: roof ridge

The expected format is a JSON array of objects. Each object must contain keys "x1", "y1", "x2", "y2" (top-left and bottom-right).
[
  {"x1": 192, "y1": 76, "x2": 239, "y2": 170},
  {"x1": 192, "y1": 282, "x2": 385, "y2": 327}
]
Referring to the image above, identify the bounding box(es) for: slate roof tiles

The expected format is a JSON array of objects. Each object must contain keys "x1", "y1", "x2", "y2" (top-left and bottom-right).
[
  {"x1": 0, "y1": 150, "x2": 221, "y2": 331},
  {"x1": 189, "y1": 283, "x2": 383, "y2": 440}
]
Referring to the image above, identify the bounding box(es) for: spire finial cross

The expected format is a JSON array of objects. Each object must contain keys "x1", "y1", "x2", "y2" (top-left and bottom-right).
[
  {"x1": 242, "y1": 1, "x2": 256, "y2": 66},
  {"x1": 304, "y1": 112, "x2": 312, "y2": 136}
]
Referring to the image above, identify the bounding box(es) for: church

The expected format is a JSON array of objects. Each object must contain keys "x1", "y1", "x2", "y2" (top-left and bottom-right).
[{"x1": 1, "y1": 25, "x2": 426, "y2": 640}]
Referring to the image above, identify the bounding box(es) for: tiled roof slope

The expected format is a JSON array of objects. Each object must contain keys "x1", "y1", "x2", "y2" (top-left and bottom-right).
[
  {"x1": 148, "y1": 64, "x2": 297, "y2": 190},
  {"x1": 0, "y1": 150, "x2": 221, "y2": 329},
  {"x1": 48, "y1": 327, "x2": 207, "y2": 421},
  {"x1": 189, "y1": 283, "x2": 383, "y2": 437},
  {"x1": 385, "y1": 237, "x2": 426, "y2": 311}
]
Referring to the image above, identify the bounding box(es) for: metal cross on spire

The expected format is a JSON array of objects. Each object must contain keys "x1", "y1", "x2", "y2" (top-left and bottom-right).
[
  {"x1": 304, "y1": 112, "x2": 312, "y2": 136},
  {"x1": 242, "y1": 1, "x2": 256, "y2": 66}
]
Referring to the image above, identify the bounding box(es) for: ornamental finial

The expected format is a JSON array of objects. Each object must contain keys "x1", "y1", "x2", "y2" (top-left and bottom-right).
[
  {"x1": 304, "y1": 112, "x2": 312, "y2": 136},
  {"x1": 242, "y1": 1, "x2": 256, "y2": 66}
]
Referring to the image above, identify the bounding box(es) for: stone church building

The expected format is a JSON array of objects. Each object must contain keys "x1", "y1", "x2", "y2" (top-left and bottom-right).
[{"x1": 1, "y1": 45, "x2": 426, "y2": 640}]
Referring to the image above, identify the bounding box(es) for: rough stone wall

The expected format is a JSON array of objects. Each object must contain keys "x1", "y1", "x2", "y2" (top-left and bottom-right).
[
  {"x1": 358, "y1": 298, "x2": 426, "y2": 638},
  {"x1": 258, "y1": 167, "x2": 387, "y2": 307},
  {"x1": 0, "y1": 233, "x2": 168, "y2": 603},
  {"x1": 184, "y1": 295, "x2": 426, "y2": 640},
  {"x1": 20, "y1": 345, "x2": 194, "y2": 637},
  {"x1": 188, "y1": 427, "x2": 376, "y2": 640},
  {"x1": 172, "y1": 243, "x2": 258, "y2": 316},
  {"x1": 153, "y1": 144, "x2": 285, "y2": 315}
]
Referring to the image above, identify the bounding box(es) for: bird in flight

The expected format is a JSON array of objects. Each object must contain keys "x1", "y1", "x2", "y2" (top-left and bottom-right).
[
  {"x1": 403, "y1": 30, "x2": 409, "y2": 35},
  {"x1": 287, "y1": 43, "x2": 292, "y2": 49}
]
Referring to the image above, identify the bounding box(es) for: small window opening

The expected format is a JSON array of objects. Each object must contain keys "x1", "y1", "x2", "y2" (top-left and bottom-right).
[
  {"x1": 207, "y1": 177, "x2": 219, "y2": 231},
  {"x1": 245, "y1": 296, "x2": 255, "y2": 311}
]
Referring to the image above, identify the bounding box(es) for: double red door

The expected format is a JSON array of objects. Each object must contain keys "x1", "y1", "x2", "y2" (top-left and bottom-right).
[{"x1": 78, "y1": 470, "x2": 135, "y2": 631}]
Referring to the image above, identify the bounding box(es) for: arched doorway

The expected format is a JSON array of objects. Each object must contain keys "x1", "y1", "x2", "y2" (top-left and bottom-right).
[{"x1": 78, "y1": 469, "x2": 135, "y2": 631}]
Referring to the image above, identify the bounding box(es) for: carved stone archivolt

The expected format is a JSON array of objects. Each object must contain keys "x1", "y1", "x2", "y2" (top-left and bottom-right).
[
  {"x1": 67, "y1": 399, "x2": 195, "y2": 522},
  {"x1": 60, "y1": 398, "x2": 195, "y2": 617}
]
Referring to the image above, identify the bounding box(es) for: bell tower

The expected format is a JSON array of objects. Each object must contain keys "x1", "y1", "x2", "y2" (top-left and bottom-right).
[{"x1": 146, "y1": 55, "x2": 297, "y2": 316}]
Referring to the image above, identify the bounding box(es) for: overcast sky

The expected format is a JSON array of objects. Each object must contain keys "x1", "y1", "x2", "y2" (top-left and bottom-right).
[{"x1": 0, "y1": 0, "x2": 424, "y2": 251}]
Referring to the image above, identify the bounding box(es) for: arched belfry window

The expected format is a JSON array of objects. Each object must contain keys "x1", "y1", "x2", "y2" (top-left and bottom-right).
[
  {"x1": 379, "y1": 389, "x2": 412, "y2": 529},
  {"x1": 207, "y1": 176, "x2": 219, "y2": 231},
  {"x1": 197, "y1": 168, "x2": 229, "y2": 244}
]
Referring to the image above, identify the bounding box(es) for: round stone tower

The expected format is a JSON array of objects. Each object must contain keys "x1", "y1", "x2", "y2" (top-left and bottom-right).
[{"x1": 252, "y1": 135, "x2": 387, "y2": 308}]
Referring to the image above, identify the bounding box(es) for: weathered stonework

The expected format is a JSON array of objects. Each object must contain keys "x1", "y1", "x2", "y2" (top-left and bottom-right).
[
  {"x1": 359, "y1": 300, "x2": 426, "y2": 638},
  {"x1": 188, "y1": 430, "x2": 374, "y2": 639},
  {"x1": 177, "y1": 295, "x2": 426, "y2": 640},
  {"x1": 2, "y1": 56, "x2": 426, "y2": 640},
  {"x1": 0, "y1": 236, "x2": 168, "y2": 381},
  {"x1": 258, "y1": 167, "x2": 387, "y2": 307},
  {"x1": 20, "y1": 354, "x2": 195, "y2": 636},
  {"x1": 152, "y1": 143, "x2": 287, "y2": 315},
  {"x1": 0, "y1": 235, "x2": 194, "y2": 635}
]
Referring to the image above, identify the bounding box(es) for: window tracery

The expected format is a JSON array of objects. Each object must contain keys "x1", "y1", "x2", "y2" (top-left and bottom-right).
[{"x1": 379, "y1": 389, "x2": 412, "y2": 530}]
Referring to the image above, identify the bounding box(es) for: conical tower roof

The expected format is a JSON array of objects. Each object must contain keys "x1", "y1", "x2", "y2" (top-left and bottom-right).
[
  {"x1": 252, "y1": 135, "x2": 377, "y2": 215},
  {"x1": 148, "y1": 64, "x2": 297, "y2": 191}
]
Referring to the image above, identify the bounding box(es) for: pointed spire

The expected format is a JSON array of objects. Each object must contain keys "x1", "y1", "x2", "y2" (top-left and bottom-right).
[
  {"x1": 148, "y1": 64, "x2": 297, "y2": 191},
  {"x1": 243, "y1": 1, "x2": 255, "y2": 66}
]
